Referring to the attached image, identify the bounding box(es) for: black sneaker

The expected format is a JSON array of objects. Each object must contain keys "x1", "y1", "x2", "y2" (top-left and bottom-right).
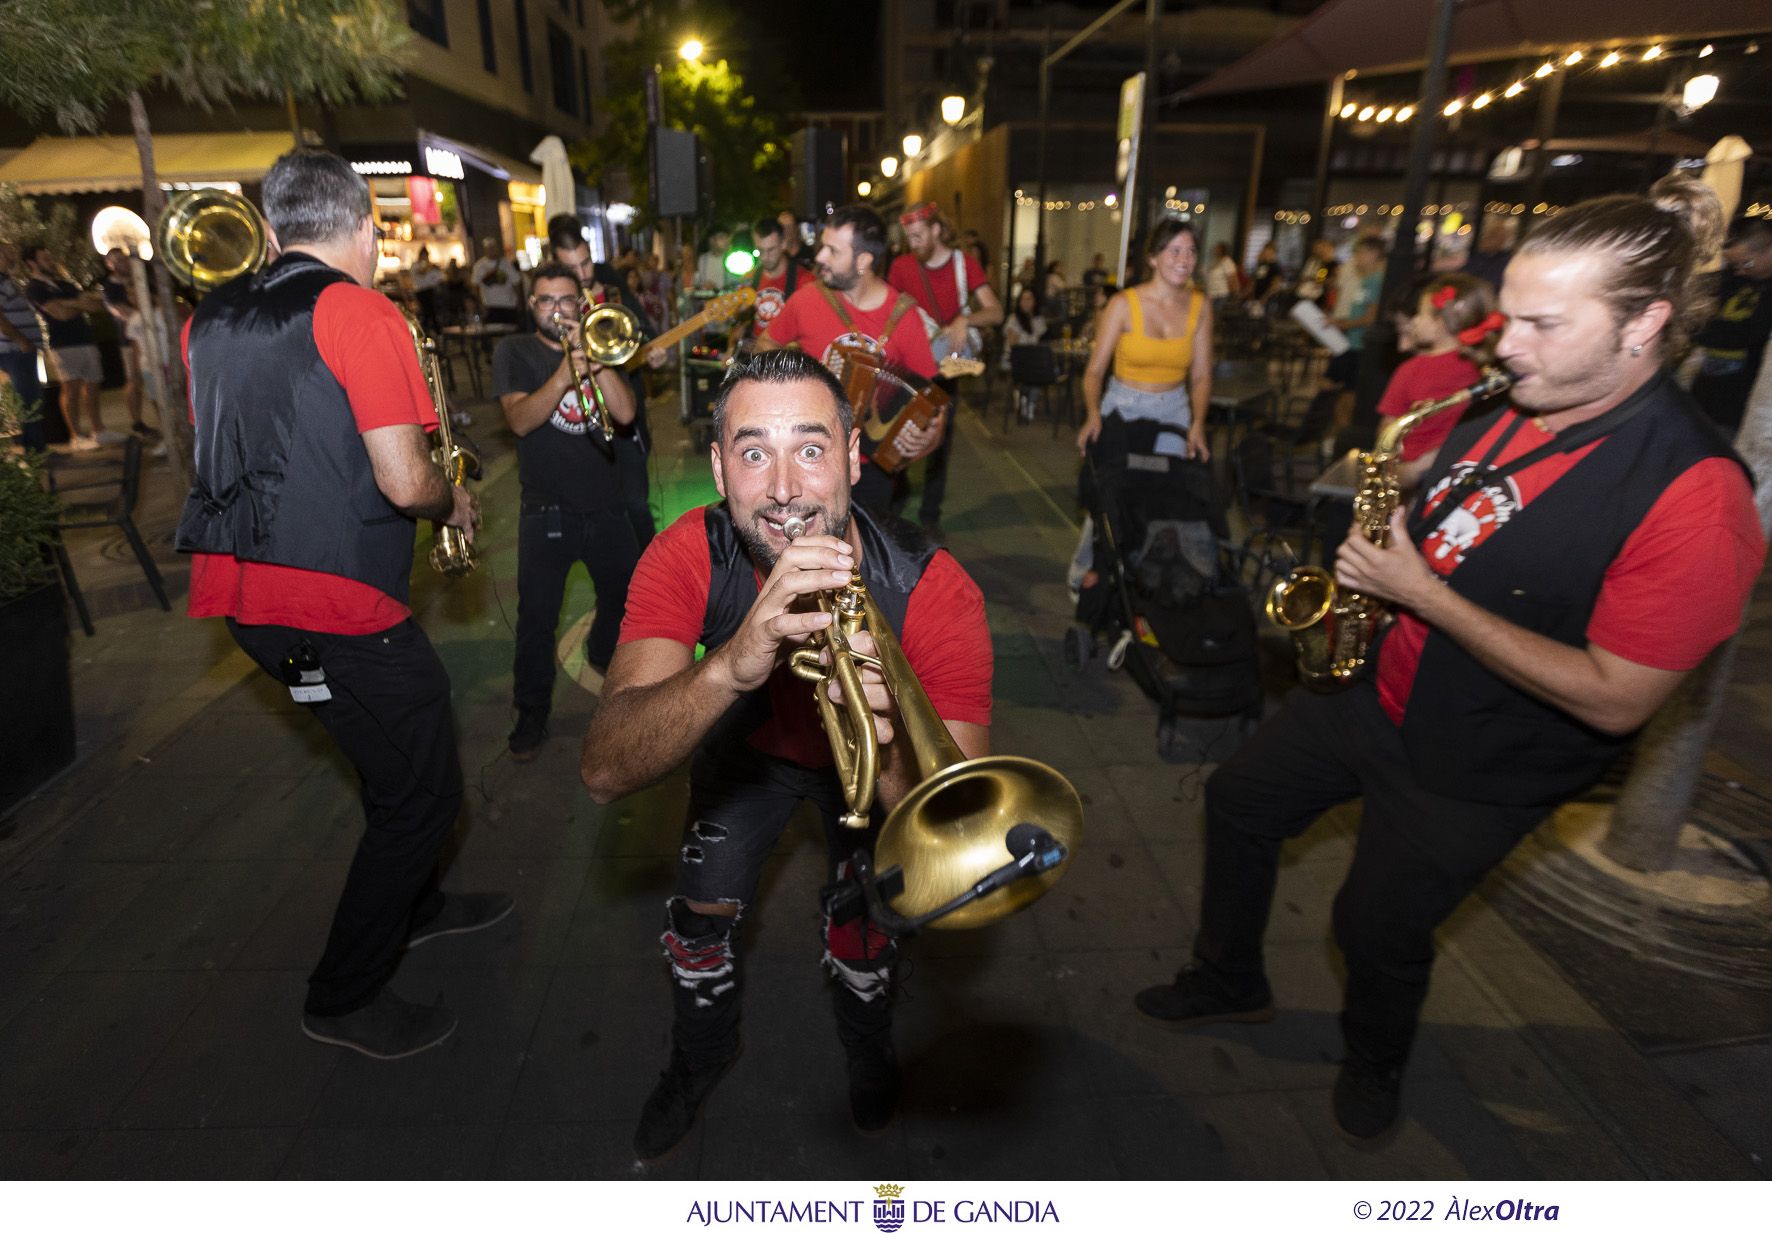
[
  {"x1": 846, "y1": 1038, "x2": 902, "y2": 1132},
  {"x1": 1134, "y1": 963, "x2": 1275, "y2": 1027},
  {"x1": 406, "y1": 891, "x2": 515, "y2": 949},
  {"x1": 634, "y1": 1048, "x2": 740, "y2": 1162},
  {"x1": 1333, "y1": 1056, "x2": 1403, "y2": 1143},
  {"x1": 508, "y1": 711, "x2": 548, "y2": 762},
  {"x1": 300, "y1": 988, "x2": 457, "y2": 1060}
]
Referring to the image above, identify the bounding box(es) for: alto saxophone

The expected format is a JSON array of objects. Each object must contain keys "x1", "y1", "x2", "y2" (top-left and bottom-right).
[
  {"x1": 401, "y1": 310, "x2": 479, "y2": 576},
  {"x1": 1266, "y1": 367, "x2": 1512, "y2": 685}
]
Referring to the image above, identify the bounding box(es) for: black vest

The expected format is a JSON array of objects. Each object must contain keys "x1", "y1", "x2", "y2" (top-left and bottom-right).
[
  {"x1": 698, "y1": 501, "x2": 939, "y2": 756},
  {"x1": 1397, "y1": 372, "x2": 1746, "y2": 804},
  {"x1": 176, "y1": 253, "x2": 418, "y2": 603}
]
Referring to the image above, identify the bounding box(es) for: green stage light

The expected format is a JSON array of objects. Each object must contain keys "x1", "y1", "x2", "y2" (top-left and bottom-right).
[{"x1": 726, "y1": 249, "x2": 756, "y2": 277}]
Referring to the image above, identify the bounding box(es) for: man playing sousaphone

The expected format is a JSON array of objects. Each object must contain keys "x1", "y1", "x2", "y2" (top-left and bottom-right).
[
  {"x1": 888, "y1": 202, "x2": 1002, "y2": 540},
  {"x1": 759, "y1": 203, "x2": 943, "y2": 515},
  {"x1": 178, "y1": 150, "x2": 508, "y2": 1060},
  {"x1": 580, "y1": 349, "x2": 994, "y2": 1161}
]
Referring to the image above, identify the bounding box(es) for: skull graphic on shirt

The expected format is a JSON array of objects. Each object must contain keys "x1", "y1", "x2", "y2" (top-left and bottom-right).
[{"x1": 1419, "y1": 463, "x2": 1520, "y2": 570}]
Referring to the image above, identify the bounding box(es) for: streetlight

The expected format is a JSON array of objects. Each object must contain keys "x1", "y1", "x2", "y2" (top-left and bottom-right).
[
  {"x1": 679, "y1": 38, "x2": 703, "y2": 61},
  {"x1": 941, "y1": 95, "x2": 966, "y2": 125},
  {"x1": 1682, "y1": 73, "x2": 1720, "y2": 111},
  {"x1": 857, "y1": 180, "x2": 872, "y2": 197},
  {"x1": 880, "y1": 155, "x2": 899, "y2": 179},
  {"x1": 901, "y1": 133, "x2": 923, "y2": 158}
]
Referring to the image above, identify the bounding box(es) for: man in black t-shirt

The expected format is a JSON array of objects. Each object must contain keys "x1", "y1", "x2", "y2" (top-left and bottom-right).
[
  {"x1": 1692, "y1": 217, "x2": 1772, "y2": 434},
  {"x1": 24, "y1": 245, "x2": 107, "y2": 448},
  {"x1": 493, "y1": 262, "x2": 656, "y2": 761}
]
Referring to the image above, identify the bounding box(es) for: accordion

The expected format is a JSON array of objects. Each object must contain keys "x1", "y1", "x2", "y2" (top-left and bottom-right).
[{"x1": 830, "y1": 343, "x2": 951, "y2": 474}]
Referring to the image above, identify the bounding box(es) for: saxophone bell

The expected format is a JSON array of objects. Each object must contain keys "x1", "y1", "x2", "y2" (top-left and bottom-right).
[{"x1": 1267, "y1": 366, "x2": 1513, "y2": 685}]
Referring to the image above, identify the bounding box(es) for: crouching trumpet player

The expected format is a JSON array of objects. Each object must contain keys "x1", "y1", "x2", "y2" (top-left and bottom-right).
[{"x1": 581, "y1": 349, "x2": 999, "y2": 1162}]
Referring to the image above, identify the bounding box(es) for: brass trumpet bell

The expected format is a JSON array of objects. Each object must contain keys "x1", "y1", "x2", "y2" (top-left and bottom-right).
[
  {"x1": 876, "y1": 755, "x2": 1084, "y2": 930},
  {"x1": 580, "y1": 300, "x2": 645, "y2": 366},
  {"x1": 156, "y1": 188, "x2": 269, "y2": 291}
]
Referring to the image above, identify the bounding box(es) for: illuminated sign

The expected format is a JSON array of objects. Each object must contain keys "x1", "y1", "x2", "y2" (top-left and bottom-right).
[
  {"x1": 352, "y1": 160, "x2": 413, "y2": 176},
  {"x1": 423, "y1": 146, "x2": 465, "y2": 180}
]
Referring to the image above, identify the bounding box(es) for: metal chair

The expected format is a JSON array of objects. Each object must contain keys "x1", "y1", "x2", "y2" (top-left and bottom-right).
[
  {"x1": 1007, "y1": 343, "x2": 1064, "y2": 435},
  {"x1": 49, "y1": 436, "x2": 170, "y2": 635}
]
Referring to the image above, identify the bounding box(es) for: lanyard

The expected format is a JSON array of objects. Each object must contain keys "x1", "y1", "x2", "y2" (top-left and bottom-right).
[{"x1": 1409, "y1": 374, "x2": 1663, "y2": 541}]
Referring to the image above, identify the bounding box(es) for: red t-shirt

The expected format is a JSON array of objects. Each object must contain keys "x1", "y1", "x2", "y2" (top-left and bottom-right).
[
  {"x1": 887, "y1": 250, "x2": 990, "y2": 327},
  {"x1": 1377, "y1": 411, "x2": 1765, "y2": 724},
  {"x1": 185, "y1": 281, "x2": 438, "y2": 635},
  {"x1": 619, "y1": 506, "x2": 993, "y2": 767},
  {"x1": 1376, "y1": 350, "x2": 1483, "y2": 461},
  {"x1": 750, "y1": 263, "x2": 814, "y2": 338},
  {"x1": 765, "y1": 281, "x2": 938, "y2": 380}
]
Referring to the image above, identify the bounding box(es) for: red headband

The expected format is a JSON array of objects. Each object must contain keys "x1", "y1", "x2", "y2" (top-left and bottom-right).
[
  {"x1": 1431, "y1": 284, "x2": 1459, "y2": 310},
  {"x1": 899, "y1": 202, "x2": 940, "y2": 228},
  {"x1": 1457, "y1": 312, "x2": 1506, "y2": 346}
]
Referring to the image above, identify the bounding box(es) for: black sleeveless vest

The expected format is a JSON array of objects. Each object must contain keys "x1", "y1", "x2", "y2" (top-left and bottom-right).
[
  {"x1": 1397, "y1": 372, "x2": 1746, "y2": 804},
  {"x1": 176, "y1": 253, "x2": 418, "y2": 603},
  {"x1": 697, "y1": 501, "x2": 939, "y2": 755}
]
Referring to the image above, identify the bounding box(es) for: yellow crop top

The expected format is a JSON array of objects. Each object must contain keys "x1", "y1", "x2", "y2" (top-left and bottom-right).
[{"x1": 1113, "y1": 288, "x2": 1200, "y2": 385}]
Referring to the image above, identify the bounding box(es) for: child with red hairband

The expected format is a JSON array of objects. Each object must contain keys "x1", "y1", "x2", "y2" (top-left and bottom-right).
[{"x1": 1376, "y1": 273, "x2": 1501, "y2": 471}]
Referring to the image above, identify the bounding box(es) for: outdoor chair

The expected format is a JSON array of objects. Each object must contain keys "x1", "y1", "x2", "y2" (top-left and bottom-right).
[
  {"x1": 1007, "y1": 342, "x2": 1064, "y2": 435},
  {"x1": 48, "y1": 435, "x2": 170, "y2": 636}
]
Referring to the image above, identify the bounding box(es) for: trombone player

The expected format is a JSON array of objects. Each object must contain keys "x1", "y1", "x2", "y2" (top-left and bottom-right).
[
  {"x1": 178, "y1": 149, "x2": 508, "y2": 1060},
  {"x1": 492, "y1": 262, "x2": 650, "y2": 761},
  {"x1": 581, "y1": 348, "x2": 993, "y2": 1162}
]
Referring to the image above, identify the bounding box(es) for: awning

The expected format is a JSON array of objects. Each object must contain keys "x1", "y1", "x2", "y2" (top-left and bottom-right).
[
  {"x1": 1188, "y1": 0, "x2": 1771, "y2": 98},
  {"x1": 417, "y1": 130, "x2": 543, "y2": 183},
  {"x1": 0, "y1": 131, "x2": 295, "y2": 194}
]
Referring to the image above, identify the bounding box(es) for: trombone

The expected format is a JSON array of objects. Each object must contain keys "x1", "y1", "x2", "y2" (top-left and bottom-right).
[
  {"x1": 782, "y1": 517, "x2": 1084, "y2": 931},
  {"x1": 550, "y1": 303, "x2": 641, "y2": 447}
]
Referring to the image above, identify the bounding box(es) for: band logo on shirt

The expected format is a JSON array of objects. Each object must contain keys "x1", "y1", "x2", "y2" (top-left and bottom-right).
[
  {"x1": 550, "y1": 389, "x2": 589, "y2": 435},
  {"x1": 754, "y1": 287, "x2": 788, "y2": 327},
  {"x1": 1418, "y1": 462, "x2": 1521, "y2": 570}
]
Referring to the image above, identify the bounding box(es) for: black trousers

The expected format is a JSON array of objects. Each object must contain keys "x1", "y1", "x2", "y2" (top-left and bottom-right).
[
  {"x1": 513, "y1": 498, "x2": 654, "y2": 719},
  {"x1": 661, "y1": 745, "x2": 893, "y2": 1067},
  {"x1": 228, "y1": 617, "x2": 463, "y2": 1016},
  {"x1": 1194, "y1": 680, "x2": 1551, "y2": 1071},
  {"x1": 915, "y1": 374, "x2": 959, "y2": 525}
]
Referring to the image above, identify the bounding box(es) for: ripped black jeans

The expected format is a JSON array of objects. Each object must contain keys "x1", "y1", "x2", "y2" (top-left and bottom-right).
[{"x1": 660, "y1": 744, "x2": 897, "y2": 1067}]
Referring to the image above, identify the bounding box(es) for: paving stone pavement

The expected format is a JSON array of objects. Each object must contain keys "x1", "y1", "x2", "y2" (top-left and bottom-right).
[{"x1": 2, "y1": 379, "x2": 1767, "y2": 1180}]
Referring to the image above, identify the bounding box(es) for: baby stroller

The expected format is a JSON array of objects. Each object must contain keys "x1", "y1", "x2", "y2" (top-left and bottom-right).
[{"x1": 1065, "y1": 415, "x2": 1264, "y2": 756}]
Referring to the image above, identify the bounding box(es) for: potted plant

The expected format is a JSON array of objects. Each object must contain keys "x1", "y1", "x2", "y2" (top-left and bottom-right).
[{"x1": 0, "y1": 382, "x2": 72, "y2": 813}]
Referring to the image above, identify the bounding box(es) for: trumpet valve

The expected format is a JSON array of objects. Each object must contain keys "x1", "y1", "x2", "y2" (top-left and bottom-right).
[{"x1": 839, "y1": 810, "x2": 869, "y2": 831}]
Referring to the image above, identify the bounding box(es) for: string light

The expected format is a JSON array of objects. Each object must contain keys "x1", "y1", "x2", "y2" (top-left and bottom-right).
[
  {"x1": 1599, "y1": 50, "x2": 1623, "y2": 67},
  {"x1": 1376, "y1": 105, "x2": 1394, "y2": 122},
  {"x1": 1358, "y1": 105, "x2": 1375, "y2": 121},
  {"x1": 1396, "y1": 105, "x2": 1414, "y2": 122},
  {"x1": 1563, "y1": 50, "x2": 1583, "y2": 66},
  {"x1": 1643, "y1": 44, "x2": 1663, "y2": 60},
  {"x1": 1699, "y1": 44, "x2": 1714, "y2": 58},
  {"x1": 1535, "y1": 62, "x2": 1555, "y2": 78},
  {"x1": 1504, "y1": 81, "x2": 1525, "y2": 98},
  {"x1": 1443, "y1": 98, "x2": 1463, "y2": 115},
  {"x1": 1339, "y1": 102, "x2": 1357, "y2": 118},
  {"x1": 1471, "y1": 92, "x2": 1493, "y2": 109}
]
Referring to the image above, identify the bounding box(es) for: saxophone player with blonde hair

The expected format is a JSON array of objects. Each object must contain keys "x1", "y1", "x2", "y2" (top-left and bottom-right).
[{"x1": 1136, "y1": 176, "x2": 1765, "y2": 1144}]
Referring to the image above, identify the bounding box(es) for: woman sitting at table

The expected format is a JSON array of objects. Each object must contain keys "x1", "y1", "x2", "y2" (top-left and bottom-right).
[{"x1": 1076, "y1": 217, "x2": 1214, "y2": 461}]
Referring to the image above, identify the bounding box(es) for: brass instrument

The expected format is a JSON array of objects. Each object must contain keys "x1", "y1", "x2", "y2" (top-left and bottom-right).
[
  {"x1": 1266, "y1": 367, "x2": 1513, "y2": 684},
  {"x1": 155, "y1": 188, "x2": 269, "y2": 291},
  {"x1": 783, "y1": 517, "x2": 1084, "y2": 929},
  {"x1": 549, "y1": 307, "x2": 627, "y2": 444},
  {"x1": 401, "y1": 310, "x2": 479, "y2": 576}
]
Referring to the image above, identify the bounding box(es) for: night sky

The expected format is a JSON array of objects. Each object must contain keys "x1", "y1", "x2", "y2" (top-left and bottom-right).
[{"x1": 713, "y1": 0, "x2": 884, "y2": 113}]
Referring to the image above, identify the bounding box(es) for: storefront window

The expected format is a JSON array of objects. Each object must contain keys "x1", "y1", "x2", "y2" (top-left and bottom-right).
[{"x1": 507, "y1": 180, "x2": 547, "y2": 270}]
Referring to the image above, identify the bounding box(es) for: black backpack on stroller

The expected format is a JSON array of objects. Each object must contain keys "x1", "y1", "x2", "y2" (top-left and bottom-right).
[{"x1": 1068, "y1": 414, "x2": 1263, "y2": 755}]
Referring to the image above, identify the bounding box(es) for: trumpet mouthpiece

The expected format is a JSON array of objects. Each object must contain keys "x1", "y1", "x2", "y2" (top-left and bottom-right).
[{"x1": 782, "y1": 516, "x2": 808, "y2": 539}]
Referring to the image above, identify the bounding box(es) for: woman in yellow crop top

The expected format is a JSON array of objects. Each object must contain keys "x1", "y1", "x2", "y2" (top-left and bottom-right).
[{"x1": 1076, "y1": 218, "x2": 1214, "y2": 460}]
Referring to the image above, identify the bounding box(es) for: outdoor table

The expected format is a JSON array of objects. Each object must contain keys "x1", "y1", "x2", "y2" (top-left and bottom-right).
[
  {"x1": 438, "y1": 322, "x2": 518, "y2": 398},
  {"x1": 1301, "y1": 447, "x2": 1363, "y2": 563}
]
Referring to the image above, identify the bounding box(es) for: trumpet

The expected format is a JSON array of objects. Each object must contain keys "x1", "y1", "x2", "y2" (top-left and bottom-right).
[
  {"x1": 401, "y1": 309, "x2": 478, "y2": 576},
  {"x1": 782, "y1": 517, "x2": 1084, "y2": 930},
  {"x1": 550, "y1": 309, "x2": 617, "y2": 445}
]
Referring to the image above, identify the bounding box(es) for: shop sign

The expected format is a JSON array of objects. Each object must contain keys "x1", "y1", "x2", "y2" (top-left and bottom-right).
[{"x1": 423, "y1": 145, "x2": 465, "y2": 180}]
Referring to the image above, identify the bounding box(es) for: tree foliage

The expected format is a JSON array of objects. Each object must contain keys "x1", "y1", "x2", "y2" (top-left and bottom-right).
[
  {"x1": 0, "y1": 0, "x2": 411, "y2": 134},
  {"x1": 578, "y1": 6, "x2": 790, "y2": 230},
  {"x1": 0, "y1": 185, "x2": 96, "y2": 282}
]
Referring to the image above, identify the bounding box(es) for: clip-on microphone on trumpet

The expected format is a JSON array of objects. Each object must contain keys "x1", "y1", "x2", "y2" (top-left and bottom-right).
[{"x1": 821, "y1": 823, "x2": 1068, "y2": 938}]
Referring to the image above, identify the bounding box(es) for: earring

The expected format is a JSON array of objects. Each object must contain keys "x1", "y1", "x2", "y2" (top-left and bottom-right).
[{"x1": 1630, "y1": 344, "x2": 1643, "y2": 356}]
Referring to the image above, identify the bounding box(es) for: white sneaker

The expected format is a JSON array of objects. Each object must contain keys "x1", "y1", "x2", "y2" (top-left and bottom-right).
[
  {"x1": 148, "y1": 441, "x2": 168, "y2": 459},
  {"x1": 94, "y1": 429, "x2": 127, "y2": 445},
  {"x1": 72, "y1": 435, "x2": 102, "y2": 452}
]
